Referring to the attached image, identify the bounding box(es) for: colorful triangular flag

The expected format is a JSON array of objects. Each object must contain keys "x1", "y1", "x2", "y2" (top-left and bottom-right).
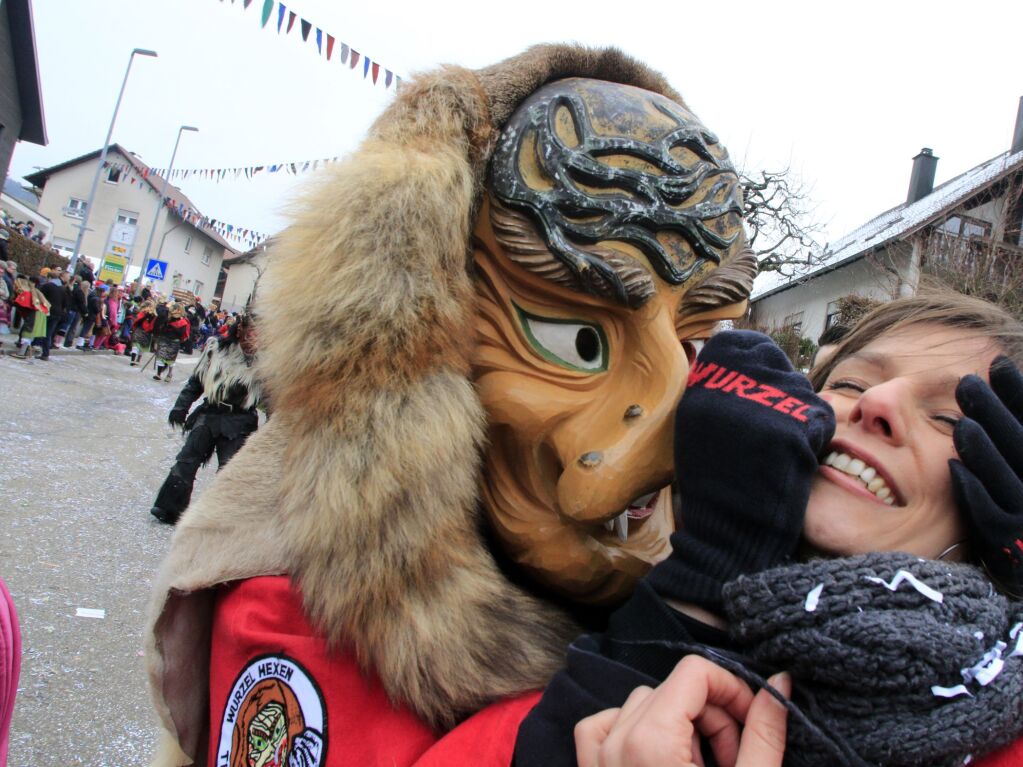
[
  {"x1": 350, "y1": 50, "x2": 360, "y2": 69},
  {"x1": 326, "y1": 34, "x2": 335, "y2": 59},
  {"x1": 261, "y1": 0, "x2": 273, "y2": 27},
  {"x1": 340, "y1": 43, "x2": 349, "y2": 64},
  {"x1": 286, "y1": 11, "x2": 296, "y2": 33},
  {"x1": 371, "y1": 62, "x2": 379, "y2": 84},
  {"x1": 276, "y1": 3, "x2": 286, "y2": 32},
  {"x1": 300, "y1": 19, "x2": 311, "y2": 41}
]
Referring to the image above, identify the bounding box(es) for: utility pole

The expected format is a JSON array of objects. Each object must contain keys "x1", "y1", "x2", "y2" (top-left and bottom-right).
[
  {"x1": 133, "y1": 125, "x2": 198, "y2": 296},
  {"x1": 66, "y1": 48, "x2": 158, "y2": 279}
]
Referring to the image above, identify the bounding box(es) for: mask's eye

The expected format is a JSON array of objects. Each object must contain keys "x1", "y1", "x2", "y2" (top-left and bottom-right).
[{"x1": 515, "y1": 305, "x2": 608, "y2": 372}]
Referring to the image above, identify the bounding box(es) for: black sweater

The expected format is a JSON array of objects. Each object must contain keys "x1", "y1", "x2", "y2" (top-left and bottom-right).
[{"x1": 514, "y1": 581, "x2": 745, "y2": 767}]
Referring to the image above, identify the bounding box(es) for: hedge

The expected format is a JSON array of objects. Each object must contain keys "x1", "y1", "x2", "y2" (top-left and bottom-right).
[{"x1": 1, "y1": 226, "x2": 69, "y2": 277}]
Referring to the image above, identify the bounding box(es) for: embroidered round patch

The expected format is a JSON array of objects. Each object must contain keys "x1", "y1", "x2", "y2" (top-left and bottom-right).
[{"x1": 216, "y1": 654, "x2": 326, "y2": 767}]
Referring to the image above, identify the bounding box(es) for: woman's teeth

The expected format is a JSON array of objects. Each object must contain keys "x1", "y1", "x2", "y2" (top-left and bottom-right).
[{"x1": 823, "y1": 451, "x2": 896, "y2": 505}]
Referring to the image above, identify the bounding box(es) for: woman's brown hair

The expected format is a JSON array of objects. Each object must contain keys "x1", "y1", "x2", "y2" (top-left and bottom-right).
[{"x1": 809, "y1": 287, "x2": 1023, "y2": 391}]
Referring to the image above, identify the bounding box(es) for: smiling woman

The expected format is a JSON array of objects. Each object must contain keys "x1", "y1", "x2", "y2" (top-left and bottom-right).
[
  {"x1": 517, "y1": 289, "x2": 1023, "y2": 767},
  {"x1": 806, "y1": 324, "x2": 999, "y2": 560},
  {"x1": 807, "y1": 291, "x2": 1023, "y2": 585}
]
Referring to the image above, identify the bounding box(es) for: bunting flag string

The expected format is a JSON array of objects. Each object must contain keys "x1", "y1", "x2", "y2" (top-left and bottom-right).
[
  {"x1": 105, "y1": 155, "x2": 341, "y2": 184},
  {"x1": 102, "y1": 160, "x2": 271, "y2": 251},
  {"x1": 223, "y1": 0, "x2": 401, "y2": 90}
]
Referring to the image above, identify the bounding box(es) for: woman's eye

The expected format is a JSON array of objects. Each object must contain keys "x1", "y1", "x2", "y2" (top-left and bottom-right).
[
  {"x1": 931, "y1": 413, "x2": 961, "y2": 433},
  {"x1": 516, "y1": 306, "x2": 608, "y2": 372},
  {"x1": 826, "y1": 379, "x2": 866, "y2": 394}
]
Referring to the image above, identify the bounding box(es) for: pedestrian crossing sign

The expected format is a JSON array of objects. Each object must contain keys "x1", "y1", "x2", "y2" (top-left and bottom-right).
[{"x1": 145, "y1": 259, "x2": 168, "y2": 281}]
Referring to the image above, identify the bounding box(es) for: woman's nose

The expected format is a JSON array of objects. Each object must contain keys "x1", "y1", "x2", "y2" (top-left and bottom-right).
[{"x1": 848, "y1": 379, "x2": 910, "y2": 443}]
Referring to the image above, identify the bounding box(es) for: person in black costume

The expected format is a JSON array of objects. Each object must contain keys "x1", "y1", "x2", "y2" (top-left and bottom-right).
[{"x1": 150, "y1": 314, "x2": 262, "y2": 524}]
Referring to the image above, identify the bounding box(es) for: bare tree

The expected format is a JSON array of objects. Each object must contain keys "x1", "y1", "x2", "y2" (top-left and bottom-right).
[
  {"x1": 739, "y1": 167, "x2": 827, "y2": 276},
  {"x1": 245, "y1": 258, "x2": 268, "y2": 310}
]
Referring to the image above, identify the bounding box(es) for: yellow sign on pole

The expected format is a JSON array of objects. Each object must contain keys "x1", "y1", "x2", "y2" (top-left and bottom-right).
[{"x1": 98, "y1": 253, "x2": 129, "y2": 283}]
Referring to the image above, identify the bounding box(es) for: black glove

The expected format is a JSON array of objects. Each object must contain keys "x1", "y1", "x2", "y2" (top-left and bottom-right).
[
  {"x1": 646, "y1": 330, "x2": 836, "y2": 610},
  {"x1": 950, "y1": 357, "x2": 1023, "y2": 597},
  {"x1": 168, "y1": 408, "x2": 188, "y2": 428}
]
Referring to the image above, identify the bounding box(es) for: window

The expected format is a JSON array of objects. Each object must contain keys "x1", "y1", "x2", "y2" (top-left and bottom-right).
[
  {"x1": 194, "y1": 280, "x2": 204, "y2": 296},
  {"x1": 64, "y1": 197, "x2": 88, "y2": 219},
  {"x1": 783, "y1": 311, "x2": 804, "y2": 337},
  {"x1": 53, "y1": 238, "x2": 75, "y2": 258},
  {"x1": 940, "y1": 214, "x2": 992, "y2": 239},
  {"x1": 825, "y1": 301, "x2": 841, "y2": 330},
  {"x1": 116, "y1": 211, "x2": 139, "y2": 226},
  {"x1": 105, "y1": 165, "x2": 122, "y2": 184},
  {"x1": 184, "y1": 235, "x2": 192, "y2": 253},
  {"x1": 201, "y1": 245, "x2": 212, "y2": 265}
]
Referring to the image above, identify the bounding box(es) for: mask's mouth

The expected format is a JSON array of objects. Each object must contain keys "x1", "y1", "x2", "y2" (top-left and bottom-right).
[
  {"x1": 822, "y1": 446, "x2": 903, "y2": 507},
  {"x1": 602, "y1": 489, "x2": 665, "y2": 542}
]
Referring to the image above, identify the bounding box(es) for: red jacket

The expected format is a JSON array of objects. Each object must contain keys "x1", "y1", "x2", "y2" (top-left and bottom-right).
[
  {"x1": 208, "y1": 576, "x2": 536, "y2": 767},
  {"x1": 162, "y1": 316, "x2": 190, "y2": 342},
  {"x1": 209, "y1": 577, "x2": 1023, "y2": 767},
  {"x1": 134, "y1": 312, "x2": 156, "y2": 333}
]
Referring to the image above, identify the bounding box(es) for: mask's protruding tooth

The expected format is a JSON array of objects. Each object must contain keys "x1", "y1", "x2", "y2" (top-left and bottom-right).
[
  {"x1": 604, "y1": 519, "x2": 615, "y2": 532},
  {"x1": 614, "y1": 511, "x2": 628, "y2": 543}
]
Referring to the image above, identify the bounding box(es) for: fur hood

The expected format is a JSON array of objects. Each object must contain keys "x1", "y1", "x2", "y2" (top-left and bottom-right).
[
  {"x1": 193, "y1": 336, "x2": 260, "y2": 411},
  {"x1": 146, "y1": 44, "x2": 689, "y2": 766}
]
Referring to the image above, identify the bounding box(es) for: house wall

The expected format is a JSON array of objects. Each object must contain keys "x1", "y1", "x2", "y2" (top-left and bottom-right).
[
  {"x1": 155, "y1": 225, "x2": 225, "y2": 305},
  {"x1": 34, "y1": 148, "x2": 227, "y2": 303},
  {"x1": 751, "y1": 247, "x2": 910, "y2": 342},
  {"x1": 0, "y1": 190, "x2": 50, "y2": 241},
  {"x1": 220, "y1": 251, "x2": 267, "y2": 312},
  {"x1": 0, "y1": 7, "x2": 24, "y2": 186}
]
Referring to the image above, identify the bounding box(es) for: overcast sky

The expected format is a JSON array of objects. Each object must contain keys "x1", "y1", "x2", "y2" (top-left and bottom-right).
[{"x1": 14, "y1": 0, "x2": 1023, "y2": 264}]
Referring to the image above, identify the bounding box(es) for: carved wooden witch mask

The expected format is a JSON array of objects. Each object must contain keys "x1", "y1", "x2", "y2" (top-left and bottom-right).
[{"x1": 471, "y1": 77, "x2": 758, "y2": 605}]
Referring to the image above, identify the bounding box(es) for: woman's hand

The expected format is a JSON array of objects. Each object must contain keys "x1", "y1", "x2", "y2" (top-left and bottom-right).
[
  {"x1": 574, "y1": 656, "x2": 790, "y2": 767},
  {"x1": 951, "y1": 356, "x2": 1023, "y2": 595}
]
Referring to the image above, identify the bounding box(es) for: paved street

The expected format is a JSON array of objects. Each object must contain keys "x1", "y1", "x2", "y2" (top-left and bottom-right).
[{"x1": 0, "y1": 342, "x2": 211, "y2": 766}]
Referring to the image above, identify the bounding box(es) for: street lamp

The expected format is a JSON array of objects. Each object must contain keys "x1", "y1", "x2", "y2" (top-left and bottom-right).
[
  {"x1": 134, "y1": 125, "x2": 198, "y2": 296},
  {"x1": 66, "y1": 47, "x2": 158, "y2": 279}
]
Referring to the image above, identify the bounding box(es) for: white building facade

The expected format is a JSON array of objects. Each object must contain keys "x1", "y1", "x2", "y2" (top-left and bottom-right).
[
  {"x1": 25, "y1": 144, "x2": 235, "y2": 304},
  {"x1": 752, "y1": 97, "x2": 1023, "y2": 343},
  {"x1": 218, "y1": 242, "x2": 270, "y2": 313}
]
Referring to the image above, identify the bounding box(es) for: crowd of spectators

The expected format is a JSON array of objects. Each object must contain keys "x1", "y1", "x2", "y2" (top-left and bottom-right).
[
  {"x1": 0, "y1": 208, "x2": 47, "y2": 245},
  {"x1": 0, "y1": 257, "x2": 237, "y2": 364}
]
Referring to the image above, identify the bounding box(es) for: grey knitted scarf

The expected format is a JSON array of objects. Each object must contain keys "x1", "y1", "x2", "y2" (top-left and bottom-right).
[{"x1": 721, "y1": 552, "x2": 1023, "y2": 767}]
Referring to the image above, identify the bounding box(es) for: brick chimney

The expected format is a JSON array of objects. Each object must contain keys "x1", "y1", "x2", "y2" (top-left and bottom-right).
[
  {"x1": 1012, "y1": 96, "x2": 1023, "y2": 156},
  {"x1": 907, "y1": 148, "x2": 938, "y2": 204}
]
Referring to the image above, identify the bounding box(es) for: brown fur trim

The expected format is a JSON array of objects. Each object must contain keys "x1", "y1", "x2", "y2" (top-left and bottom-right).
[{"x1": 476, "y1": 44, "x2": 682, "y2": 134}]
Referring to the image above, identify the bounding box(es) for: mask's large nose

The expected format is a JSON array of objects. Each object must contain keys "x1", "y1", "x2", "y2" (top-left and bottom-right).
[{"x1": 552, "y1": 318, "x2": 688, "y2": 523}]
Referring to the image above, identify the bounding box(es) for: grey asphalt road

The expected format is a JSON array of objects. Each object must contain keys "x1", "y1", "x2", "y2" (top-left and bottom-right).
[{"x1": 0, "y1": 341, "x2": 212, "y2": 766}]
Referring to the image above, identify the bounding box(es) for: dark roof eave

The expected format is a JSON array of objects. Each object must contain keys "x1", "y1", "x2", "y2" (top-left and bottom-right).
[
  {"x1": 751, "y1": 249, "x2": 875, "y2": 303},
  {"x1": 23, "y1": 144, "x2": 241, "y2": 254},
  {"x1": 6, "y1": 0, "x2": 47, "y2": 145},
  {"x1": 752, "y1": 152, "x2": 1023, "y2": 303}
]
